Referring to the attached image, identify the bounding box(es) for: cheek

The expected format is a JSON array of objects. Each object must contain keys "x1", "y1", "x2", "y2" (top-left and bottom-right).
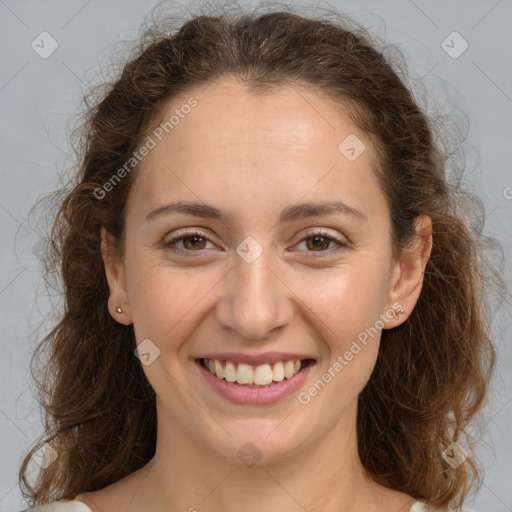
[
  {"x1": 300, "y1": 262, "x2": 391, "y2": 344},
  {"x1": 299, "y1": 263, "x2": 390, "y2": 399},
  {"x1": 297, "y1": 271, "x2": 386, "y2": 410},
  {"x1": 125, "y1": 253, "x2": 210, "y2": 349}
]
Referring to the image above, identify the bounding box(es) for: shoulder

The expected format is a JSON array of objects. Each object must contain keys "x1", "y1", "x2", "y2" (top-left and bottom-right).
[{"x1": 19, "y1": 500, "x2": 92, "y2": 512}]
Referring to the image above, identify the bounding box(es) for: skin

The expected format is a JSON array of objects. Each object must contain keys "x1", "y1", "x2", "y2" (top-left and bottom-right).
[{"x1": 76, "y1": 76, "x2": 432, "y2": 512}]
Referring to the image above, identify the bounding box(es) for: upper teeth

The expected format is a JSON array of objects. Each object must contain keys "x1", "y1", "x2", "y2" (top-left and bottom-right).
[{"x1": 202, "y1": 358, "x2": 304, "y2": 386}]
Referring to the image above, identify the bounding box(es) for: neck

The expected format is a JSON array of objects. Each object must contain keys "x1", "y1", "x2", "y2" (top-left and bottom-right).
[{"x1": 122, "y1": 403, "x2": 415, "y2": 512}]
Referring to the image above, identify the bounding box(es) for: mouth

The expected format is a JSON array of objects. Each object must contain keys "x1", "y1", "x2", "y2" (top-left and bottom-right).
[{"x1": 195, "y1": 357, "x2": 316, "y2": 387}]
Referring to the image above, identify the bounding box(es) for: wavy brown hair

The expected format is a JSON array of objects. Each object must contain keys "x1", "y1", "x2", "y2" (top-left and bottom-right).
[{"x1": 19, "y1": 2, "x2": 506, "y2": 509}]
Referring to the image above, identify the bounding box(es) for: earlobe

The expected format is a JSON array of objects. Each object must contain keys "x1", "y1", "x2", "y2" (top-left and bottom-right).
[
  {"x1": 384, "y1": 215, "x2": 433, "y2": 329},
  {"x1": 100, "y1": 227, "x2": 133, "y2": 325}
]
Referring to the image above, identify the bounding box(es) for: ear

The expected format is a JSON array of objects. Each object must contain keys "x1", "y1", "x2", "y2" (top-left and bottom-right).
[
  {"x1": 384, "y1": 215, "x2": 433, "y2": 329},
  {"x1": 101, "y1": 226, "x2": 133, "y2": 325}
]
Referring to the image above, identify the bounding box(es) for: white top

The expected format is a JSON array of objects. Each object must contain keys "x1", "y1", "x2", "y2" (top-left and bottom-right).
[
  {"x1": 21, "y1": 499, "x2": 477, "y2": 511},
  {"x1": 410, "y1": 503, "x2": 476, "y2": 512},
  {"x1": 20, "y1": 502, "x2": 91, "y2": 511}
]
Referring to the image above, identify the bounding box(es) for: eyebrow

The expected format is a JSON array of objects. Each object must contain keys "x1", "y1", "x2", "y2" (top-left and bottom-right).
[{"x1": 145, "y1": 200, "x2": 366, "y2": 224}]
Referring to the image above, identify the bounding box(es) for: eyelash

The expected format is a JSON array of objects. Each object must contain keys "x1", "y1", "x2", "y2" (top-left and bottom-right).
[{"x1": 162, "y1": 228, "x2": 348, "y2": 257}]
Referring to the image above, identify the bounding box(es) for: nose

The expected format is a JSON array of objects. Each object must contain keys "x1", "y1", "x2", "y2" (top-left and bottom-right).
[{"x1": 214, "y1": 250, "x2": 295, "y2": 341}]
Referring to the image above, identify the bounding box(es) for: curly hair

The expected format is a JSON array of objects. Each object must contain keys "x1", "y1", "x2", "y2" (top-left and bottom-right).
[{"x1": 19, "y1": 1, "x2": 506, "y2": 509}]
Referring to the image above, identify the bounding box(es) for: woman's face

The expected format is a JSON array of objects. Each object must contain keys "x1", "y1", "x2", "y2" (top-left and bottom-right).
[{"x1": 103, "y1": 76, "x2": 425, "y2": 464}]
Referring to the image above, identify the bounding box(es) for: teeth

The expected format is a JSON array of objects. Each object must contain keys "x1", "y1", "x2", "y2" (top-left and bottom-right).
[
  {"x1": 236, "y1": 363, "x2": 254, "y2": 384},
  {"x1": 254, "y1": 364, "x2": 273, "y2": 385},
  {"x1": 224, "y1": 361, "x2": 237, "y2": 382},
  {"x1": 201, "y1": 358, "x2": 307, "y2": 386},
  {"x1": 214, "y1": 359, "x2": 224, "y2": 379},
  {"x1": 272, "y1": 361, "x2": 285, "y2": 382},
  {"x1": 284, "y1": 360, "x2": 295, "y2": 379}
]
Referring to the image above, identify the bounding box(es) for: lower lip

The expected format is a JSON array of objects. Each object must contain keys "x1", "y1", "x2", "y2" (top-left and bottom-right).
[{"x1": 195, "y1": 359, "x2": 315, "y2": 405}]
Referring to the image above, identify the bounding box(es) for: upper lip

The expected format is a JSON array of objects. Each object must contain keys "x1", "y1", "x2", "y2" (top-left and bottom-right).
[{"x1": 196, "y1": 352, "x2": 316, "y2": 366}]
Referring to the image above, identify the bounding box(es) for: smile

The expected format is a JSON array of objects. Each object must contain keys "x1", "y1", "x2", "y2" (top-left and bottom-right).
[
  {"x1": 194, "y1": 357, "x2": 316, "y2": 405},
  {"x1": 198, "y1": 357, "x2": 314, "y2": 386}
]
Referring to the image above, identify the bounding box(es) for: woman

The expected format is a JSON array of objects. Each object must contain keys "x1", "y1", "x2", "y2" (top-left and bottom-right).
[{"x1": 18, "y1": 3, "x2": 502, "y2": 511}]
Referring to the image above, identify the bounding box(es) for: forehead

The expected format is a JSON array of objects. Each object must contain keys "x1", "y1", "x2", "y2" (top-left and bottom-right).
[
  {"x1": 149, "y1": 78, "x2": 371, "y2": 156},
  {"x1": 128, "y1": 77, "x2": 386, "y2": 224}
]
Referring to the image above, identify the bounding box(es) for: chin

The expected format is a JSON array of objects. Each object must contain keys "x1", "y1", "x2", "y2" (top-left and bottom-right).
[{"x1": 198, "y1": 418, "x2": 309, "y2": 466}]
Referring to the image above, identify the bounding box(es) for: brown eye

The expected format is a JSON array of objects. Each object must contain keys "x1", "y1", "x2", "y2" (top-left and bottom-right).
[
  {"x1": 294, "y1": 229, "x2": 348, "y2": 257},
  {"x1": 181, "y1": 235, "x2": 207, "y2": 250},
  {"x1": 305, "y1": 235, "x2": 332, "y2": 251},
  {"x1": 163, "y1": 230, "x2": 213, "y2": 255}
]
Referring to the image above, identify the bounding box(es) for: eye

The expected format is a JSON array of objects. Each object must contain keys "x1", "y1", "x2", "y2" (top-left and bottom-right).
[
  {"x1": 162, "y1": 230, "x2": 214, "y2": 256},
  {"x1": 293, "y1": 228, "x2": 348, "y2": 256}
]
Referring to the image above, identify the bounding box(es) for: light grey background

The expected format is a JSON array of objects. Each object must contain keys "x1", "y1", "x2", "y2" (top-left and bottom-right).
[{"x1": 1, "y1": 0, "x2": 511, "y2": 511}]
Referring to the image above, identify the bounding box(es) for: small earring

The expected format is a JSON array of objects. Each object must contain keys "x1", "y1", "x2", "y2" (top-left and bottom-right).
[
  {"x1": 116, "y1": 306, "x2": 123, "y2": 314},
  {"x1": 391, "y1": 307, "x2": 405, "y2": 320}
]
